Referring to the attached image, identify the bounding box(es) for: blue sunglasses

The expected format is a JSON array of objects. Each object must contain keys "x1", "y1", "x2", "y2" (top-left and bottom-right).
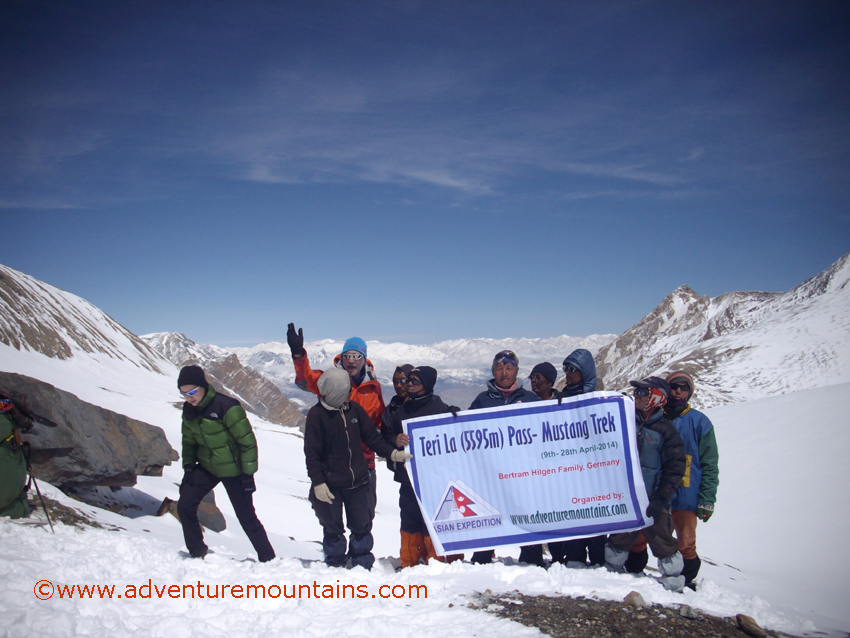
[{"x1": 180, "y1": 387, "x2": 202, "y2": 397}]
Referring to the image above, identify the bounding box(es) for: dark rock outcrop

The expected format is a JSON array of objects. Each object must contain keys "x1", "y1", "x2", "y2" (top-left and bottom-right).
[{"x1": 0, "y1": 371, "x2": 178, "y2": 488}]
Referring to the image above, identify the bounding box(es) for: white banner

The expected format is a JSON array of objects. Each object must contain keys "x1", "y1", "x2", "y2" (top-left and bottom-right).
[{"x1": 404, "y1": 391, "x2": 650, "y2": 555}]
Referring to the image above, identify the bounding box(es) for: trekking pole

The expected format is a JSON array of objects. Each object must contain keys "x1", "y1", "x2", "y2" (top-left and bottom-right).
[
  {"x1": 29, "y1": 471, "x2": 55, "y2": 534},
  {"x1": 20, "y1": 439, "x2": 55, "y2": 534}
]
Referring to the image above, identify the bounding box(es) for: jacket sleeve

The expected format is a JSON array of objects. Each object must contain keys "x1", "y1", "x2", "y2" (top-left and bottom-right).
[
  {"x1": 655, "y1": 420, "x2": 687, "y2": 505},
  {"x1": 181, "y1": 420, "x2": 199, "y2": 468},
  {"x1": 697, "y1": 420, "x2": 720, "y2": 505},
  {"x1": 303, "y1": 410, "x2": 326, "y2": 485},
  {"x1": 223, "y1": 405, "x2": 258, "y2": 475},
  {"x1": 293, "y1": 349, "x2": 323, "y2": 396},
  {"x1": 357, "y1": 404, "x2": 396, "y2": 460},
  {"x1": 381, "y1": 405, "x2": 400, "y2": 449}
]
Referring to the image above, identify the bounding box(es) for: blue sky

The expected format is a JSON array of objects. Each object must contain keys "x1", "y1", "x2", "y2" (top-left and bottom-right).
[{"x1": 2, "y1": 1, "x2": 848, "y2": 346}]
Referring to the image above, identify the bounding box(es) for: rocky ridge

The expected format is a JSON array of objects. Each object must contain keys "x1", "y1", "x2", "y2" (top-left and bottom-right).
[
  {"x1": 595, "y1": 253, "x2": 850, "y2": 408},
  {"x1": 142, "y1": 331, "x2": 306, "y2": 429}
]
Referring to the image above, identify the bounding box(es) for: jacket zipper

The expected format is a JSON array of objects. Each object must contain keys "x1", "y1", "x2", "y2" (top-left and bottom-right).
[{"x1": 341, "y1": 407, "x2": 355, "y2": 485}]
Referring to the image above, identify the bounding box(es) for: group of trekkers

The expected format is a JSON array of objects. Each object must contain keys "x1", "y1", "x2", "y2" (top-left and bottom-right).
[
  {"x1": 282, "y1": 323, "x2": 717, "y2": 592},
  {"x1": 1, "y1": 322, "x2": 718, "y2": 594}
]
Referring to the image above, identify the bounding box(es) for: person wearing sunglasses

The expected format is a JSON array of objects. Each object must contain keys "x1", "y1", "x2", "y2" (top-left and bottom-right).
[
  {"x1": 176, "y1": 365, "x2": 275, "y2": 563},
  {"x1": 305, "y1": 368, "x2": 412, "y2": 570},
  {"x1": 469, "y1": 350, "x2": 539, "y2": 564},
  {"x1": 604, "y1": 376, "x2": 687, "y2": 592},
  {"x1": 548, "y1": 348, "x2": 606, "y2": 569},
  {"x1": 382, "y1": 366, "x2": 463, "y2": 567},
  {"x1": 659, "y1": 370, "x2": 718, "y2": 590},
  {"x1": 287, "y1": 324, "x2": 386, "y2": 520}
]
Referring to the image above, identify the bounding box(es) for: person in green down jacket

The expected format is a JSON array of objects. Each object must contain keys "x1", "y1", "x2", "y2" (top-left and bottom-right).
[
  {"x1": 0, "y1": 392, "x2": 34, "y2": 519},
  {"x1": 176, "y1": 365, "x2": 275, "y2": 562}
]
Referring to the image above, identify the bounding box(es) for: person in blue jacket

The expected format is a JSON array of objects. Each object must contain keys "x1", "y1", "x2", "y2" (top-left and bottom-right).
[
  {"x1": 605, "y1": 377, "x2": 687, "y2": 593},
  {"x1": 625, "y1": 371, "x2": 720, "y2": 589},
  {"x1": 548, "y1": 348, "x2": 607, "y2": 568},
  {"x1": 665, "y1": 370, "x2": 719, "y2": 588},
  {"x1": 469, "y1": 350, "x2": 539, "y2": 564}
]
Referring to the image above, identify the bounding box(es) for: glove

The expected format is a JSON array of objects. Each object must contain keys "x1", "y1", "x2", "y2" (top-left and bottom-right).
[
  {"x1": 390, "y1": 449, "x2": 413, "y2": 463},
  {"x1": 287, "y1": 323, "x2": 305, "y2": 356},
  {"x1": 696, "y1": 503, "x2": 714, "y2": 522},
  {"x1": 646, "y1": 498, "x2": 666, "y2": 520},
  {"x1": 242, "y1": 474, "x2": 256, "y2": 493},
  {"x1": 313, "y1": 483, "x2": 335, "y2": 504},
  {"x1": 182, "y1": 464, "x2": 198, "y2": 487}
]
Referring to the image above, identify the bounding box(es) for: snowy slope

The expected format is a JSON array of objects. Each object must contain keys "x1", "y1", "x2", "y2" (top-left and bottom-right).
[
  {"x1": 596, "y1": 253, "x2": 850, "y2": 408},
  {"x1": 0, "y1": 263, "x2": 169, "y2": 374},
  {"x1": 1, "y1": 383, "x2": 848, "y2": 637}
]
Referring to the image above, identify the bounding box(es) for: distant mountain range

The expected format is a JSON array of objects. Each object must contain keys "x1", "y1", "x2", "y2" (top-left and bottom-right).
[
  {"x1": 3, "y1": 252, "x2": 849, "y2": 418},
  {"x1": 227, "y1": 334, "x2": 617, "y2": 409}
]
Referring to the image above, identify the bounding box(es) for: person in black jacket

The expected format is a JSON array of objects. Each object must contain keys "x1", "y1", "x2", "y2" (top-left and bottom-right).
[
  {"x1": 384, "y1": 366, "x2": 462, "y2": 567},
  {"x1": 305, "y1": 368, "x2": 411, "y2": 569},
  {"x1": 549, "y1": 349, "x2": 606, "y2": 569},
  {"x1": 469, "y1": 350, "x2": 539, "y2": 564},
  {"x1": 604, "y1": 377, "x2": 688, "y2": 592}
]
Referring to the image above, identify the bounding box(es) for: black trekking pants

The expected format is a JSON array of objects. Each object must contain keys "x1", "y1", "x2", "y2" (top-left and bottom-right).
[{"x1": 177, "y1": 466, "x2": 275, "y2": 562}]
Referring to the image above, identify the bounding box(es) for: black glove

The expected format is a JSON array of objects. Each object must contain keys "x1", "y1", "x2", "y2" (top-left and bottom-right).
[
  {"x1": 182, "y1": 464, "x2": 198, "y2": 487},
  {"x1": 242, "y1": 474, "x2": 256, "y2": 493},
  {"x1": 287, "y1": 323, "x2": 305, "y2": 356},
  {"x1": 646, "y1": 498, "x2": 666, "y2": 519}
]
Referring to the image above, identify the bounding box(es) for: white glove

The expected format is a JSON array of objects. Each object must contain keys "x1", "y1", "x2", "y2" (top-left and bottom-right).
[
  {"x1": 391, "y1": 450, "x2": 413, "y2": 463},
  {"x1": 314, "y1": 483, "x2": 335, "y2": 504}
]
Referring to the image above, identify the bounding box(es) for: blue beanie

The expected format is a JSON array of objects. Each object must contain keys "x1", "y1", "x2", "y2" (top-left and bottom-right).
[{"x1": 341, "y1": 337, "x2": 367, "y2": 358}]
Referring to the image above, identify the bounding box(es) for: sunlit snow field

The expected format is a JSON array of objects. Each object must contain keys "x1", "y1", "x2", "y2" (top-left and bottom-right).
[{"x1": 1, "y1": 342, "x2": 848, "y2": 637}]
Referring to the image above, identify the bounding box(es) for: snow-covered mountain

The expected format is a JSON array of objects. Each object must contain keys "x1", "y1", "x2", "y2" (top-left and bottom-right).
[
  {"x1": 0, "y1": 263, "x2": 169, "y2": 374},
  {"x1": 0, "y1": 263, "x2": 302, "y2": 431},
  {"x1": 141, "y1": 331, "x2": 305, "y2": 429},
  {"x1": 231, "y1": 334, "x2": 617, "y2": 408},
  {"x1": 595, "y1": 253, "x2": 850, "y2": 408}
]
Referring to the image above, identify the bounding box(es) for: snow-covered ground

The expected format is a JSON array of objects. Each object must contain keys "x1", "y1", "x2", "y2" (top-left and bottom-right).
[{"x1": 1, "y1": 335, "x2": 848, "y2": 636}]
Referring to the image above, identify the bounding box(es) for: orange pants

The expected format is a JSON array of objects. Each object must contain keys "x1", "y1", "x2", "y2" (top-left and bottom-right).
[{"x1": 631, "y1": 509, "x2": 698, "y2": 560}]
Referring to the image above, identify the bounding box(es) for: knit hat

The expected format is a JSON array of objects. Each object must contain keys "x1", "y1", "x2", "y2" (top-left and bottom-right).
[
  {"x1": 177, "y1": 365, "x2": 209, "y2": 390},
  {"x1": 666, "y1": 370, "x2": 695, "y2": 397},
  {"x1": 317, "y1": 368, "x2": 352, "y2": 409},
  {"x1": 341, "y1": 337, "x2": 367, "y2": 358},
  {"x1": 530, "y1": 362, "x2": 557, "y2": 384},
  {"x1": 409, "y1": 366, "x2": 437, "y2": 395},
  {"x1": 492, "y1": 350, "x2": 519, "y2": 369}
]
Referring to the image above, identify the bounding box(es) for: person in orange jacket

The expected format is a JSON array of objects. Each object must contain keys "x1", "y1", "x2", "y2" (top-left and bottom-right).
[{"x1": 287, "y1": 323, "x2": 386, "y2": 518}]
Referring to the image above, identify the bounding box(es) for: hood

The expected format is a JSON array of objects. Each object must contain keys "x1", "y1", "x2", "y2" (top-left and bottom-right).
[
  {"x1": 562, "y1": 349, "x2": 598, "y2": 394},
  {"x1": 317, "y1": 368, "x2": 351, "y2": 409}
]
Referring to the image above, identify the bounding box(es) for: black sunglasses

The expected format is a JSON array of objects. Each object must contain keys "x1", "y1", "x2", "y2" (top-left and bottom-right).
[
  {"x1": 634, "y1": 387, "x2": 651, "y2": 397},
  {"x1": 407, "y1": 377, "x2": 423, "y2": 386},
  {"x1": 563, "y1": 364, "x2": 579, "y2": 374},
  {"x1": 393, "y1": 377, "x2": 409, "y2": 385},
  {"x1": 669, "y1": 382, "x2": 690, "y2": 392}
]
